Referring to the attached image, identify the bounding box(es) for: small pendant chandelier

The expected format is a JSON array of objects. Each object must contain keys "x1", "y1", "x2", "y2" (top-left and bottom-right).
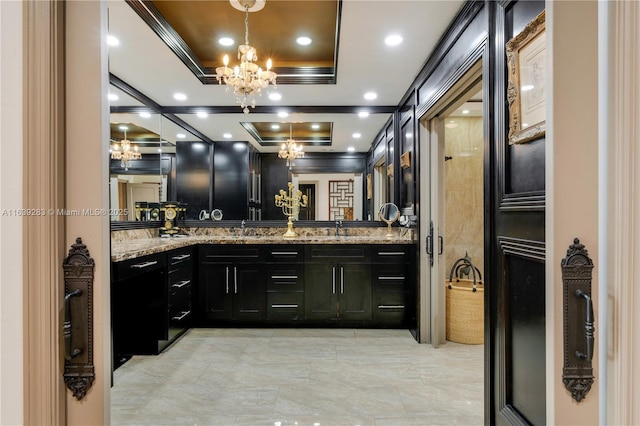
[
  {"x1": 110, "y1": 126, "x2": 141, "y2": 171},
  {"x1": 278, "y1": 124, "x2": 304, "y2": 170},
  {"x1": 215, "y1": 0, "x2": 277, "y2": 114}
]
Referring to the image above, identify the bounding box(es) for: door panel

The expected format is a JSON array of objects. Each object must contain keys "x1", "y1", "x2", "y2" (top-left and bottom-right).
[
  {"x1": 340, "y1": 263, "x2": 372, "y2": 320},
  {"x1": 233, "y1": 266, "x2": 265, "y2": 319},
  {"x1": 200, "y1": 263, "x2": 233, "y2": 320},
  {"x1": 304, "y1": 263, "x2": 338, "y2": 319},
  {"x1": 491, "y1": 1, "x2": 546, "y2": 424}
]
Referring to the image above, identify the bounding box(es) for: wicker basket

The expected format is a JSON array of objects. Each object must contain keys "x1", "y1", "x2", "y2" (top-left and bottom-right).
[{"x1": 445, "y1": 256, "x2": 484, "y2": 345}]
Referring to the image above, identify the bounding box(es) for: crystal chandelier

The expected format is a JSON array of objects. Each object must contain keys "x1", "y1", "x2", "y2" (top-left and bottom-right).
[
  {"x1": 278, "y1": 125, "x2": 304, "y2": 169},
  {"x1": 215, "y1": 0, "x2": 277, "y2": 114},
  {"x1": 110, "y1": 127, "x2": 141, "y2": 171}
]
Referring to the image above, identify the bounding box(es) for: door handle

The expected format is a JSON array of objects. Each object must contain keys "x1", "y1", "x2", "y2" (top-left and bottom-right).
[
  {"x1": 575, "y1": 289, "x2": 594, "y2": 361},
  {"x1": 561, "y1": 237, "x2": 595, "y2": 403},
  {"x1": 438, "y1": 235, "x2": 443, "y2": 255},
  {"x1": 63, "y1": 289, "x2": 83, "y2": 361},
  {"x1": 426, "y1": 220, "x2": 434, "y2": 266},
  {"x1": 340, "y1": 266, "x2": 344, "y2": 294},
  {"x1": 332, "y1": 266, "x2": 336, "y2": 294},
  {"x1": 234, "y1": 267, "x2": 238, "y2": 294},
  {"x1": 62, "y1": 237, "x2": 95, "y2": 401},
  {"x1": 225, "y1": 266, "x2": 230, "y2": 293}
]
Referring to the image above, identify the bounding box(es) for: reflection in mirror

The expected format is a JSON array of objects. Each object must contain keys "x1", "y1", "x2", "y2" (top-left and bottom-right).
[
  {"x1": 378, "y1": 202, "x2": 400, "y2": 237},
  {"x1": 292, "y1": 173, "x2": 363, "y2": 221}
]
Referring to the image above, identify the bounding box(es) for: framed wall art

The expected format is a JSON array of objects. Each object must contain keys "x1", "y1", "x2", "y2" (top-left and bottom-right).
[{"x1": 506, "y1": 10, "x2": 546, "y2": 145}]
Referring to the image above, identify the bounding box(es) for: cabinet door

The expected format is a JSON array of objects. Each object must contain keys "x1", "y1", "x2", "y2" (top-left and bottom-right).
[
  {"x1": 199, "y1": 263, "x2": 233, "y2": 320},
  {"x1": 339, "y1": 263, "x2": 372, "y2": 320},
  {"x1": 233, "y1": 265, "x2": 265, "y2": 320},
  {"x1": 305, "y1": 263, "x2": 338, "y2": 319}
]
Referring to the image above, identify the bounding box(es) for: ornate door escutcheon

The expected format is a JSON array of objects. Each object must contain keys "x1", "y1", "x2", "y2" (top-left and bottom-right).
[
  {"x1": 62, "y1": 237, "x2": 95, "y2": 400},
  {"x1": 561, "y1": 238, "x2": 595, "y2": 402}
]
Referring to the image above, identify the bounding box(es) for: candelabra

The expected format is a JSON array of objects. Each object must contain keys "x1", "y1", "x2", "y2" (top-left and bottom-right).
[{"x1": 274, "y1": 182, "x2": 308, "y2": 239}]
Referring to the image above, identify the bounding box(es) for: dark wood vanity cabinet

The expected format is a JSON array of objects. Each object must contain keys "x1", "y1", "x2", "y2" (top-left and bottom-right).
[
  {"x1": 304, "y1": 245, "x2": 372, "y2": 321},
  {"x1": 164, "y1": 247, "x2": 194, "y2": 350},
  {"x1": 265, "y1": 247, "x2": 305, "y2": 321},
  {"x1": 372, "y1": 245, "x2": 415, "y2": 326},
  {"x1": 198, "y1": 245, "x2": 266, "y2": 322},
  {"x1": 111, "y1": 253, "x2": 167, "y2": 357},
  {"x1": 111, "y1": 248, "x2": 195, "y2": 359}
]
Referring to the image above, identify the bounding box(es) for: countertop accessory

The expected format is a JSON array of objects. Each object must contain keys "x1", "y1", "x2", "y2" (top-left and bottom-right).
[{"x1": 275, "y1": 182, "x2": 308, "y2": 239}]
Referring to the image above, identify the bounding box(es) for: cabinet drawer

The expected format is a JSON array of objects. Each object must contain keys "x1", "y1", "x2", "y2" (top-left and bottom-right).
[
  {"x1": 168, "y1": 247, "x2": 193, "y2": 266},
  {"x1": 267, "y1": 265, "x2": 303, "y2": 291},
  {"x1": 305, "y1": 245, "x2": 371, "y2": 262},
  {"x1": 373, "y1": 264, "x2": 410, "y2": 292},
  {"x1": 200, "y1": 245, "x2": 263, "y2": 262},
  {"x1": 372, "y1": 245, "x2": 412, "y2": 263},
  {"x1": 169, "y1": 262, "x2": 193, "y2": 287},
  {"x1": 267, "y1": 292, "x2": 304, "y2": 320},
  {"x1": 112, "y1": 253, "x2": 165, "y2": 281},
  {"x1": 265, "y1": 247, "x2": 303, "y2": 263},
  {"x1": 373, "y1": 291, "x2": 409, "y2": 322}
]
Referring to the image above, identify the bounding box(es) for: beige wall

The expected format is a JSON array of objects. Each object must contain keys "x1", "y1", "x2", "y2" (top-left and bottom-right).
[
  {"x1": 444, "y1": 117, "x2": 484, "y2": 280},
  {"x1": 547, "y1": 1, "x2": 599, "y2": 423},
  {"x1": 0, "y1": 1, "x2": 24, "y2": 424}
]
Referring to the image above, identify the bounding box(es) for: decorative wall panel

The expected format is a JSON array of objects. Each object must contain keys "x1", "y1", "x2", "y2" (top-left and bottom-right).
[{"x1": 329, "y1": 180, "x2": 354, "y2": 220}]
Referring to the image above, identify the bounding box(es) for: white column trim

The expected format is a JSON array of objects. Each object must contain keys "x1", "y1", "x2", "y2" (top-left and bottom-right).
[
  {"x1": 22, "y1": 0, "x2": 65, "y2": 423},
  {"x1": 606, "y1": 1, "x2": 640, "y2": 424}
]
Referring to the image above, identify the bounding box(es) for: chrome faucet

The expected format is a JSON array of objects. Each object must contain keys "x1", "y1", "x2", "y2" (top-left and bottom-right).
[
  {"x1": 240, "y1": 220, "x2": 255, "y2": 237},
  {"x1": 335, "y1": 220, "x2": 343, "y2": 237}
]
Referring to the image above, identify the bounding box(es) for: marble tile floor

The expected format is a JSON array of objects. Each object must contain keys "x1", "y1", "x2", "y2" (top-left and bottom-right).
[{"x1": 111, "y1": 328, "x2": 484, "y2": 426}]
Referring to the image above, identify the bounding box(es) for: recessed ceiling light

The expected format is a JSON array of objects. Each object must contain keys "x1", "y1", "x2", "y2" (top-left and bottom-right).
[
  {"x1": 522, "y1": 123, "x2": 529, "y2": 128},
  {"x1": 139, "y1": 112, "x2": 151, "y2": 118},
  {"x1": 405, "y1": 132, "x2": 413, "y2": 138},
  {"x1": 218, "y1": 37, "x2": 234, "y2": 46},
  {"x1": 107, "y1": 35, "x2": 120, "y2": 47},
  {"x1": 364, "y1": 92, "x2": 377, "y2": 101},
  {"x1": 223, "y1": 133, "x2": 232, "y2": 139},
  {"x1": 108, "y1": 93, "x2": 119, "y2": 101},
  {"x1": 311, "y1": 124, "x2": 320, "y2": 130},
  {"x1": 271, "y1": 124, "x2": 280, "y2": 130},
  {"x1": 521, "y1": 85, "x2": 534, "y2": 91},
  {"x1": 278, "y1": 111, "x2": 289, "y2": 118},
  {"x1": 197, "y1": 111, "x2": 208, "y2": 118},
  {"x1": 385, "y1": 34, "x2": 403, "y2": 46},
  {"x1": 347, "y1": 146, "x2": 356, "y2": 152},
  {"x1": 296, "y1": 36, "x2": 312, "y2": 46},
  {"x1": 157, "y1": 148, "x2": 163, "y2": 153},
  {"x1": 177, "y1": 133, "x2": 186, "y2": 139},
  {"x1": 173, "y1": 93, "x2": 187, "y2": 101},
  {"x1": 358, "y1": 111, "x2": 369, "y2": 118},
  {"x1": 352, "y1": 133, "x2": 362, "y2": 139},
  {"x1": 269, "y1": 92, "x2": 282, "y2": 101},
  {"x1": 118, "y1": 125, "x2": 128, "y2": 131},
  {"x1": 462, "y1": 109, "x2": 470, "y2": 114}
]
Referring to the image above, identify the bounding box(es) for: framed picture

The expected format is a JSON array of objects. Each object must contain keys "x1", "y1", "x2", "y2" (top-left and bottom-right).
[{"x1": 506, "y1": 10, "x2": 546, "y2": 145}]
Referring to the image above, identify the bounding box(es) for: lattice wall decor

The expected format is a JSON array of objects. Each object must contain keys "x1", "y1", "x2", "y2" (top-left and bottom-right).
[{"x1": 329, "y1": 180, "x2": 354, "y2": 220}]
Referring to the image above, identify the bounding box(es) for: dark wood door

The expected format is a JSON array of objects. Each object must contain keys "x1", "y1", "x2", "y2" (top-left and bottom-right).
[
  {"x1": 199, "y1": 262, "x2": 233, "y2": 320},
  {"x1": 232, "y1": 265, "x2": 266, "y2": 320},
  {"x1": 339, "y1": 263, "x2": 372, "y2": 320},
  {"x1": 298, "y1": 184, "x2": 315, "y2": 220},
  {"x1": 304, "y1": 263, "x2": 338, "y2": 319},
  {"x1": 490, "y1": 1, "x2": 546, "y2": 424}
]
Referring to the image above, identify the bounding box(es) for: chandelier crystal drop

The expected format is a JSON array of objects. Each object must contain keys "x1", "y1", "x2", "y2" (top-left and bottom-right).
[
  {"x1": 278, "y1": 125, "x2": 304, "y2": 170},
  {"x1": 215, "y1": 0, "x2": 277, "y2": 114},
  {"x1": 110, "y1": 128, "x2": 142, "y2": 171}
]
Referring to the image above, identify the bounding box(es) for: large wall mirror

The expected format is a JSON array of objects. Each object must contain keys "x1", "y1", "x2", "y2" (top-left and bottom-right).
[{"x1": 106, "y1": 0, "x2": 403, "y2": 225}]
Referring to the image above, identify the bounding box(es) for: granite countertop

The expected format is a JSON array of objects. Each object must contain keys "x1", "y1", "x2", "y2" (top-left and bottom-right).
[{"x1": 111, "y1": 233, "x2": 415, "y2": 262}]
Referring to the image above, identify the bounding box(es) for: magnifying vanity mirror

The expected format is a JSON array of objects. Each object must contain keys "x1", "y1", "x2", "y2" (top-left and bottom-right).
[{"x1": 378, "y1": 202, "x2": 400, "y2": 237}]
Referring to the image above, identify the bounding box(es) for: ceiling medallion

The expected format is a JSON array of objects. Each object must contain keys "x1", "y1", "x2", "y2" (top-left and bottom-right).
[
  {"x1": 278, "y1": 124, "x2": 304, "y2": 170},
  {"x1": 110, "y1": 127, "x2": 141, "y2": 171},
  {"x1": 215, "y1": 0, "x2": 277, "y2": 114}
]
